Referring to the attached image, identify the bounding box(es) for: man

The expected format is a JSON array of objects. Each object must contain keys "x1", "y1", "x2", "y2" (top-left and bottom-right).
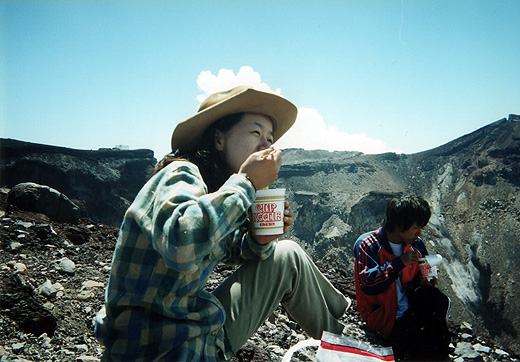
[{"x1": 353, "y1": 195, "x2": 451, "y2": 361}]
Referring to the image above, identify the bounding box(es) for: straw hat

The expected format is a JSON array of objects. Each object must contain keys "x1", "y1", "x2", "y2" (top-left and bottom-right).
[{"x1": 171, "y1": 86, "x2": 297, "y2": 151}]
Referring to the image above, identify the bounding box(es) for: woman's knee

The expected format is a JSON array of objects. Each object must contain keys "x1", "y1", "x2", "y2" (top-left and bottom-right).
[
  {"x1": 273, "y1": 239, "x2": 305, "y2": 258},
  {"x1": 272, "y1": 239, "x2": 308, "y2": 272}
]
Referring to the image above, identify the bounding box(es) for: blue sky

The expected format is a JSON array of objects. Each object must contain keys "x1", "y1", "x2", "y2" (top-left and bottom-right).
[{"x1": 1, "y1": 1, "x2": 519, "y2": 159}]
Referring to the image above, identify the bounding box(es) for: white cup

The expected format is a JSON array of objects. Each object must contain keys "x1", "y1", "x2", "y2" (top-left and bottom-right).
[
  {"x1": 418, "y1": 254, "x2": 443, "y2": 281},
  {"x1": 251, "y1": 188, "x2": 285, "y2": 235}
]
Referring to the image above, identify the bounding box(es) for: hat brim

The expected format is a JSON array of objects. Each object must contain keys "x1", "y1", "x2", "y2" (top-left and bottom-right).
[{"x1": 171, "y1": 87, "x2": 297, "y2": 151}]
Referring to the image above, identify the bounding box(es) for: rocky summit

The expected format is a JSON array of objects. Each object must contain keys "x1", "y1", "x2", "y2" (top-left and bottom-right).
[
  {"x1": 0, "y1": 139, "x2": 157, "y2": 227},
  {"x1": 274, "y1": 114, "x2": 520, "y2": 356},
  {"x1": 0, "y1": 114, "x2": 519, "y2": 361}
]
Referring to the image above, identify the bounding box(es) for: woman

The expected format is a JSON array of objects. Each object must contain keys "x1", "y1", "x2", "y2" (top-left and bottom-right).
[{"x1": 95, "y1": 86, "x2": 350, "y2": 361}]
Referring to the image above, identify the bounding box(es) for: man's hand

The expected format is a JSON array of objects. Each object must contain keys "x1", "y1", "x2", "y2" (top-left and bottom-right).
[
  {"x1": 421, "y1": 276, "x2": 438, "y2": 286},
  {"x1": 250, "y1": 201, "x2": 293, "y2": 245},
  {"x1": 400, "y1": 249, "x2": 420, "y2": 266}
]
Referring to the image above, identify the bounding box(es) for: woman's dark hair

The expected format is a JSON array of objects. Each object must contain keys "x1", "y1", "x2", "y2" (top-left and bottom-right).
[
  {"x1": 382, "y1": 195, "x2": 431, "y2": 232},
  {"x1": 149, "y1": 113, "x2": 244, "y2": 192}
]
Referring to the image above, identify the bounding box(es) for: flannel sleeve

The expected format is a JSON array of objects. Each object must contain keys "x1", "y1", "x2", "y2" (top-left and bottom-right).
[
  {"x1": 220, "y1": 226, "x2": 275, "y2": 265},
  {"x1": 128, "y1": 161, "x2": 256, "y2": 274}
]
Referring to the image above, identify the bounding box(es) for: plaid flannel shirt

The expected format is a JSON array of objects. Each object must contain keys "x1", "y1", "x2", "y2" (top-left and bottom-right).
[{"x1": 95, "y1": 161, "x2": 274, "y2": 361}]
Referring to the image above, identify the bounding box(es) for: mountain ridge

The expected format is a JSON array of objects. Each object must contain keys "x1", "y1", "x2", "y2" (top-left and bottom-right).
[
  {"x1": 274, "y1": 114, "x2": 520, "y2": 354},
  {"x1": 1, "y1": 114, "x2": 519, "y2": 355}
]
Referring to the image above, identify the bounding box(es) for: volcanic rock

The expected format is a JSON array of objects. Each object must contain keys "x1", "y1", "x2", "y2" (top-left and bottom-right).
[
  {"x1": 274, "y1": 114, "x2": 520, "y2": 354},
  {"x1": 1, "y1": 115, "x2": 519, "y2": 361},
  {"x1": 0, "y1": 139, "x2": 156, "y2": 226},
  {"x1": 7, "y1": 182, "x2": 80, "y2": 223}
]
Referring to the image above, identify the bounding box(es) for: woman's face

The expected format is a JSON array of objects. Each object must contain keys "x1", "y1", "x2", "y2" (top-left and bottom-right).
[{"x1": 215, "y1": 113, "x2": 274, "y2": 173}]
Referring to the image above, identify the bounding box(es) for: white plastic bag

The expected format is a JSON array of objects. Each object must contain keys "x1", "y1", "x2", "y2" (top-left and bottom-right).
[
  {"x1": 282, "y1": 331, "x2": 394, "y2": 362},
  {"x1": 281, "y1": 338, "x2": 321, "y2": 362},
  {"x1": 316, "y1": 332, "x2": 394, "y2": 362}
]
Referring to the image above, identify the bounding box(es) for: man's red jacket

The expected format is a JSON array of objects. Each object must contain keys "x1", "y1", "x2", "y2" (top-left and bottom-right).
[{"x1": 353, "y1": 227, "x2": 427, "y2": 340}]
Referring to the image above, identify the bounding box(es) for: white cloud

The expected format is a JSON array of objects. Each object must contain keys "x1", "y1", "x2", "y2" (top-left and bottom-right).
[
  {"x1": 195, "y1": 67, "x2": 401, "y2": 154},
  {"x1": 196, "y1": 66, "x2": 281, "y2": 102},
  {"x1": 276, "y1": 107, "x2": 402, "y2": 154}
]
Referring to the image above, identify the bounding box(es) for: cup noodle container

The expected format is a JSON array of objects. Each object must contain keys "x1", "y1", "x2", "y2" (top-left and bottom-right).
[
  {"x1": 418, "y1": 254, "x2": 443, "y2": 281},
  {"x1": 251, "y1": 188, "x2": 285, "y2": 235}
]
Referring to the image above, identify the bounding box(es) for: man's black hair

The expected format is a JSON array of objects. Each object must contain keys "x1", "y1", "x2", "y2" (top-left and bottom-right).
[{"x1": 382, "y1": 195, "x2": 431, "y2": 232}]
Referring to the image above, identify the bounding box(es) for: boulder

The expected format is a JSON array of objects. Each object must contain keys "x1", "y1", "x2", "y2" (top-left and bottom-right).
[
  {"x1": 0, "y1": 139, "x2": 156, "y2": 226},
  {"x1": 0, "y1": 273, "x2": 58, "y2": 337},
  {"x1": 7, "y1": 182, "x2": 80, "y2": 223}
]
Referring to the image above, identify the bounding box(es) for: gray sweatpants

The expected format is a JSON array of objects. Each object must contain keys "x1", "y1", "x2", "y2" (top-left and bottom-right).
[{"x1": 213, "y1": 239, "x2": 350, "y2": 358}]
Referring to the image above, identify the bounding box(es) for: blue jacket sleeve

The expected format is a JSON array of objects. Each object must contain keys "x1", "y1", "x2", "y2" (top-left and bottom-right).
[{"x1": 353, "y1": 233, "x2": 405, "y2": 296}]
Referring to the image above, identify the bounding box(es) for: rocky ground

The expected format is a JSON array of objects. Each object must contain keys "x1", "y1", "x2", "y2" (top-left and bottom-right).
[{"x1": 1, "y1": 189, "x2": 519, "y2": 362}]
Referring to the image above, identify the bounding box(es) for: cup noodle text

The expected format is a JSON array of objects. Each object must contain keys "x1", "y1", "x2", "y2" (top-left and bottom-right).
[{"x1": 252, "y1": 202, "x2": 283, "y2": 225}]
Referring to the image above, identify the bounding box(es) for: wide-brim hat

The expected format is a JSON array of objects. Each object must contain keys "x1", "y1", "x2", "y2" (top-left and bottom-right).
[{"x1": 171, "y1": 86, "x2": 298, "y2": 151}]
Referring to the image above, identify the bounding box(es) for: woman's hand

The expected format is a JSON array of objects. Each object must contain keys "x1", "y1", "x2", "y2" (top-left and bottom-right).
[
  {"x1": 239, "y1": 147, "x2": 282, "y2": 190},
  {"x1": 250, "y1": 201, "x2": 293, "y2": 245}
]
